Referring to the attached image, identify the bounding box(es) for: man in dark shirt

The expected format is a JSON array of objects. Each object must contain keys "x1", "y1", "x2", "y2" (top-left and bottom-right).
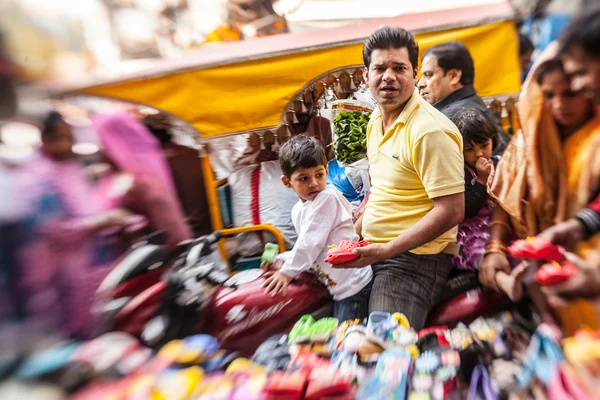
[{"x1": 417, "y1": 41, "x2": 510, "y2": 154}]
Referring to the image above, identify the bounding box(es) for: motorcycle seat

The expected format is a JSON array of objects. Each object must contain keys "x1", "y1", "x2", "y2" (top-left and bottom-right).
[
  {"x1": 427, "y1": 269, "x2": 509, "y2": 328},
  {"x1": 436, "y1": 269, "x2": 482, "y2": 306}
]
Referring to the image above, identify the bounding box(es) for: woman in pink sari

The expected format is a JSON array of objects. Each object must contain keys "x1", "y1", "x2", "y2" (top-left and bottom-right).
[
  {"x1": 18, "y1": 112, "x2": 135, "y2": 337},
  {"x1": 18, "y1": 112, "x2": 191, "y2": 338},
  {"x1": 93, "y1": 112, "x2": 192, "y2": 248}
]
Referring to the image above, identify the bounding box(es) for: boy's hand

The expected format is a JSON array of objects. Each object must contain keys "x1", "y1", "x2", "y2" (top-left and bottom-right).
[
  {"x1": 260, "y1": 259, "x2": 284, "y2": 277},
  {"x1": 475, "y1": 157, "x2": 492, "y2": 185},
  {"x1": 262, "y1": 271, "x2": 293, "y2": 296}
]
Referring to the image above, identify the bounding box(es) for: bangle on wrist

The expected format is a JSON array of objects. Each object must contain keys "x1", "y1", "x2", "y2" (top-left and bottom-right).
[
  {"x1": 484, "y1": 240, "x2": 508, "y2": 256},
  {"x1": 490, "y1": 220, "x2": 512, "y2": 232}
]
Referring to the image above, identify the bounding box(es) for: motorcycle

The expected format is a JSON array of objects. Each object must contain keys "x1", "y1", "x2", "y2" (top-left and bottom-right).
[{"x1": 95, "y1": 232, "x2": 513, "y2": 356}]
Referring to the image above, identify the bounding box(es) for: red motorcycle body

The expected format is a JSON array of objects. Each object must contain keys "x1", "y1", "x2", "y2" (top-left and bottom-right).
[{"x1": 111, "y1": 272, "x2": 331, "y2": 356}]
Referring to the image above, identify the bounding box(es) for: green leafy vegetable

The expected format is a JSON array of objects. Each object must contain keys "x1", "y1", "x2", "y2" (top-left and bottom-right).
[{"x1": 331, "y1": 111, "x2": 371, "y2": 164}]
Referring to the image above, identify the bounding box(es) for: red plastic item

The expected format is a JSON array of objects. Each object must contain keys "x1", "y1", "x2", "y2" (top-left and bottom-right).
[
  {"x1": 418, "y1": 326, "x2": 449, "y2": 340},
  {"x1": 305, "y1": 370, "x2": 352, "y2": 399},
  {"x1": 534, "y1": 261, "x2": 577, "y2": 286},
  {"x1": 508, "y1": 237, "x2": 565, "y2": 262},
  {"x1": 264, "y1": 369, "x2": 309, "y2": 400},
  {"x1": 325, "y1": 240, "x2": 369, "y2": 265}
]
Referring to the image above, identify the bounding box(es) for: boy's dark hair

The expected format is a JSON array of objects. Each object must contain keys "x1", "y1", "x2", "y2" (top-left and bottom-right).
[
  {"x1": 363, "y1": 26, "x2": 419, "y2": 72},
  {"x1": 558, "y1": 7, "x2": 600, "y2": 59},
  {"x1": 519, "y1": 33, "x2": 534, "y2": 56},
  {"x1": 279, "y1": 134, "x2": 327, "y2": 178},
  {"x1": 535, "y1": 58, "x2": 564, "y2": 85},
  {"x1": 422, "y1": 41, "x2": 475, "y2": 86},
  {"x1": 451, "y1": 108, "x2": 498, "y2": 150},
  {"x1": 41, "y1": 111, "x2": 65, "y2": 139}
]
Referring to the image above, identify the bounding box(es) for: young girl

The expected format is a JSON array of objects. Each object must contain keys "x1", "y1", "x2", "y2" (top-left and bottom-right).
[{"x1": 451, "y1": 108, "x2": 522, "y2": 300}]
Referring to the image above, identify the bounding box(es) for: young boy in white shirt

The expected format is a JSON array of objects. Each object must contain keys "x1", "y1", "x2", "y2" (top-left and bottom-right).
[{"x1": 261, "y1": 134, "x2": 373, "y2": 322}]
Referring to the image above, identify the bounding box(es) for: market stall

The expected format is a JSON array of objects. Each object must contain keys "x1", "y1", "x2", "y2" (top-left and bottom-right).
[{"x1": 59, "y1": 0, "x2": 521, "y2": 265}]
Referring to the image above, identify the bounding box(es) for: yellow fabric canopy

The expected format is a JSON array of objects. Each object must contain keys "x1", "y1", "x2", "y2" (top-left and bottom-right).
[{"x1": 74, "y1": 13, "x2": 520, "y2": 138}]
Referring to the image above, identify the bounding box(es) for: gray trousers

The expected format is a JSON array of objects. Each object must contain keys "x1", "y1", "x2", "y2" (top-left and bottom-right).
[{"x1": 368, "y1": 252, "x2": 454, "y2": 330}]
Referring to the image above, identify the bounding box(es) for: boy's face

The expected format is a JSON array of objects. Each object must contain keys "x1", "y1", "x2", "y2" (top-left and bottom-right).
[{"x1": 282, "y1": 165, "x2": 328, "y2": 202}]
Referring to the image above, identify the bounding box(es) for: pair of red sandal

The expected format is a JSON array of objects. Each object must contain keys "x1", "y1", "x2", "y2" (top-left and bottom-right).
[
  {"x1": 325, "y1": 240, "x2": 369, "y2": 265},
  {"x1": 263, "y1": 349, "x2": 353, "y2": 400},
  {"x1": 507, "y1": 237, "x2": 576, "y2": 286}
]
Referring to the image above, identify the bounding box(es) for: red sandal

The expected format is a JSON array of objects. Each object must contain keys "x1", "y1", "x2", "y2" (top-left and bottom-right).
[
  {"x1": 325, "y1": 240, "x2": 369, "y2": 265},
  {"x1": 508, "y1": 237, "x2": 565, "y2": 262},
  {"x1": 535, "y1": 261, "x2": 577, "y2": 286}
]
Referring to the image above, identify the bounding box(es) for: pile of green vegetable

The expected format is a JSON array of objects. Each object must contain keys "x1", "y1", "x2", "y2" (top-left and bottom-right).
[{"x1": 331, "y1": 111, "x2": 371, "y2": 164}]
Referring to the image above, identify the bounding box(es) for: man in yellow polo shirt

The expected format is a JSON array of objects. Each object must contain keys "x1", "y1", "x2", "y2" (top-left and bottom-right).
[{"x1": 334, "y1": 27, "x2": 465, "y2": 330}]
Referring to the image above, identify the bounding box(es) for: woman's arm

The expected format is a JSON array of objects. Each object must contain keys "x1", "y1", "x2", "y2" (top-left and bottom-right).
[{"x1": 479, "y1": 206, "x2": 512, "y2": 291}]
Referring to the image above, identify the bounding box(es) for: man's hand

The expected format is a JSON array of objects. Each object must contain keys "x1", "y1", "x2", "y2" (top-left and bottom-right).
[
  {"x1": 541, "y1": 253, "x2": 600, "y2": 307},
  {"x1": 475, "y1": 157, "x2": 492, "y2": 185},
  {"x1": 479, "y1": 252, "x2": 511, "y2": 291},
  {"x1": 539, "y1": 219, "x2": 585, "y2": 251},
  {"x1": 262, "y1": 271, "x2": 293, "y2": 296},
  {"x1": 332, "y1": 243, "x2": 392, "y2": 269}
]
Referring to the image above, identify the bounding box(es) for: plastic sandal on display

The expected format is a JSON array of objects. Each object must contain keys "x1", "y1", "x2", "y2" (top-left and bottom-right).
[
  {"x1": 324, "y1": 240, "x2": 369, "y2": 265},
  {"x1": 366, "y1": 312, "x2": 398, "y2": 348},
  {"x1": 516, "y1": 325, "x2": 563, "y2": 389},
  {"x1": 309, "y1": 318, "x2": 339, "y2": 343},
  {"x1": 288, "y1": 315, "x2": 315, "y2": 344},
  {"x1": 467, "y1": 364, "x2": 497, "y2": 400},
  {"x1": 356, "y1": 348, "x2": 412, "y2": 400}
]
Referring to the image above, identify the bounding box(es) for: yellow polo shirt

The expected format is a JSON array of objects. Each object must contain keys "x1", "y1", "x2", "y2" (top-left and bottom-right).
[{"x1": 362, "y1": 89, "x2": 464, "y2": 254}]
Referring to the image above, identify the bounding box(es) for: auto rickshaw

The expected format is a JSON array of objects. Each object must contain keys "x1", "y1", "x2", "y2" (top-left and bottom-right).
[{"x1": 59, "y1": 0, "x2": 521, "y2": 266}]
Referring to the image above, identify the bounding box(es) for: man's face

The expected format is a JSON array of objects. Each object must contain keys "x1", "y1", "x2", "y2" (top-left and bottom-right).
[
  {"x1": 417, "y1": 54, "x2": 456, "y2": 104},
  {"x1": 563, "y1": 46, "x2": 600, "y2": 105},
  {"x1": 364, "y1": 47, "x2": 417, "y2": 112}
]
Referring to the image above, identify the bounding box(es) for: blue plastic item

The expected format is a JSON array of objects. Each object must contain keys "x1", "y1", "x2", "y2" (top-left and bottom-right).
[
  {"x1": 326, "y1": 160, "x2": 363, "y2": 203},
  {"x1": 15, "y1": 341, "x2": 81, "y2": 378}
]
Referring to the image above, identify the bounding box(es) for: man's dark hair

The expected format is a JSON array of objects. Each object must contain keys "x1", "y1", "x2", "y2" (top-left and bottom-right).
[
  {"x1": 279, "y1": 134, "x2": 327, "y2": 178},
  {"x1": 519, "y1": 34, "x2": 534, "y2": 56},
  {"x1": 422, "y1": 41, "x2": 475, "y2": 86},
  {"x1": 558, "y1": 7, "x2": 600, "y2": 59},
  {"x1": 535, "y1": 59, "x2": 565, "y2": 85},
  {"x1": 41, "y1": 111, "x2": 65, "y2": 139},
  {"x1": 363, "y1": 26, "x2": 419, "y2": 71},
  {"x1": 451, "y1": 108, "x2": 498, "y2": 150}
]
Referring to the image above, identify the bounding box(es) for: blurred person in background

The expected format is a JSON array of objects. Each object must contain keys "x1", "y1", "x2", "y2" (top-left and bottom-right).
[
  {"x1": 16, "y1": 112, "x2": 137, "y2": 338},
  {"x1": 93, "y1": 112, "x2": 192, "y2": 248},
  {"x1": 520, "y1": 0, "x2": 570, "y2": 60},
  {"x1": 142, "y1": 115, "x2": 212, "y2": 236},
  {"x1": 519, "y1": 33, "x2": 535, "y2": 83}
]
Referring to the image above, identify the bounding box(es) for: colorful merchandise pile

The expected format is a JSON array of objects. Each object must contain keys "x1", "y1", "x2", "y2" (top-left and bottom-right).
[{"x1": 4, "y1": 307, "x2": 600, "y2": 400}]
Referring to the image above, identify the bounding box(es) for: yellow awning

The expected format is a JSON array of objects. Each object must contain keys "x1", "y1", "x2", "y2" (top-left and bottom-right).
[{"x1": 69, "y1": 4, "x2": 520, "y2": 138}]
